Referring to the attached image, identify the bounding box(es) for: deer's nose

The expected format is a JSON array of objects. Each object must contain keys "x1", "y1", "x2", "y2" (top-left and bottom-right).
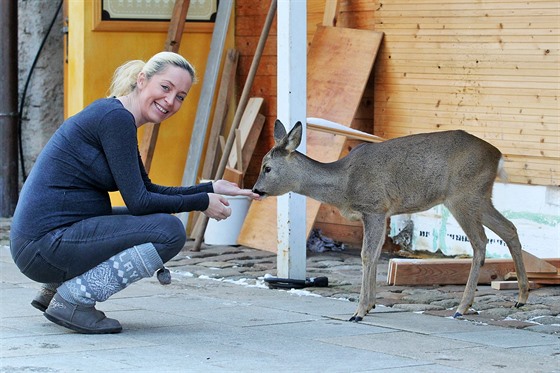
[{"x1": 252, "y1": 188, "x2": 266, "y2": 197}]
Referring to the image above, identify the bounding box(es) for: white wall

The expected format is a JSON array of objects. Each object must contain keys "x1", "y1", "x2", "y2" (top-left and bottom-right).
[{"x1": 391, "y1": 183, "x2": 560, "y2": 259}]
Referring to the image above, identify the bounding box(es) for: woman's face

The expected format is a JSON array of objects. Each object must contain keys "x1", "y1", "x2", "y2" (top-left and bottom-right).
[{"x1": 136, "y1": 65, "x2": 193, "y2": 125}]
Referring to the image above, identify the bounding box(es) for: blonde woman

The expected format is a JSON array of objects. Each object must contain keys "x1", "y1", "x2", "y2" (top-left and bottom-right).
[{"x1": 10, "y1": 52, "x2": 259, "y2": 334}]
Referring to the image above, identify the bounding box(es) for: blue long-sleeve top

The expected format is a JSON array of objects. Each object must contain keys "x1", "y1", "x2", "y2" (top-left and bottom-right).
[{"x1": 11, "y1": 98, "x2": 212, "y2": 240}]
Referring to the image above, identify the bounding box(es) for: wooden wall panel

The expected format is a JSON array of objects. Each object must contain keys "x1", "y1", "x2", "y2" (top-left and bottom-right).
[
  {"x1": 364, "y1": 0, "x2": 559, "y2": 186},
  {"x1": 234, "y1": 0, "x2": 559, "y2": 246}
]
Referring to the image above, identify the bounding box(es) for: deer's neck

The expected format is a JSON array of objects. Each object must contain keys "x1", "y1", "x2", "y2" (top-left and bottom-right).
[{"x1": 292, "y1": 152, "x2": 349, "y2": 207}]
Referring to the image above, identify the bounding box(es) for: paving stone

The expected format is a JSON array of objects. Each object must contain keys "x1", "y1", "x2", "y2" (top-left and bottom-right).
[
  {"x1": 508, "y1": 308, "x2": 555, "y2": 321},
  {"x1": 478, "y1": 307, "x2": 518, "y2": 319},
  {"x1": 392, "y1": 303, "x2": 445, "y2": 312},
  {"x1": 197, "y1": 261, "x2": 235, "y2": 269},
  {"x1": 487, "y1": 319, "x2": 536, "y2": 329},
  {"x1": 524, "y1": 324, "x2": 560, "y2": 334},
  {"x1": 430, "y1": 298, "x2": 460, "y2": 309},
  {"x1": 529, "y1": 315, "x2": 560, "y2": 325},
  {"x1": 402, "y1": 290, "x2": 456, "y2": 304}
]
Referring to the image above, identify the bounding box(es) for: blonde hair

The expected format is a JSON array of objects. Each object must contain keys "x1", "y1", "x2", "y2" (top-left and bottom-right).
[{"x1": 108, "y1": 51, "x2": 196, "y2": 98}]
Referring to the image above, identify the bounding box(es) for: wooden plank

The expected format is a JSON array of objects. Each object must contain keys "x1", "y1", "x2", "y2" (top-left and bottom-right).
[
  {"x1": 366, "y1": 0, "x2": 560, "y2": 191},
  {"x1": 322, "y1": 0, "x2": 339, "y2": 27},
  {"x1": 227, "y1": 97, "x2": 264, "y2": 170},
  {"x1": 239, "y1": 113, "x2": 265, "y2": 174},
  {"x1": 491, "y1": 281, "x2": 538, "y2": 290},
  {"x1": 178, "y1": 0, "x2": 234, "y2": 229},
  {"x1": 223, "y1": 166, "x2": 244, "y2": 185},
  {"x1": 139, "y1": 0, "x2": 190, "y2": 172},
  {"x1": 237, "y1": 26, "x2": 384, "y2": 253},
  {"x1": 522, "y1": 250, "x2": 558, "y2": 273},
  {"x1": 200, "y1": 48, "x2": 239, "y2": 180},
  {"x1": 387, "y1": 257, "x2": 560, "y2": 286}
]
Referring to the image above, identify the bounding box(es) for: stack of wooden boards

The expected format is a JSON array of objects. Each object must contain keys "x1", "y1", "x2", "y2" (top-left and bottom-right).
[{"x1": 387, "y1": 250, "x2": 560, "y2": 289}]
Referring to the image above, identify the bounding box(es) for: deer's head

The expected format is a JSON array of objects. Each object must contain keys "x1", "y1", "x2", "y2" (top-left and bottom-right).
[{"x1": 252, "y1": 119, "x2": 303, "y2": 197}]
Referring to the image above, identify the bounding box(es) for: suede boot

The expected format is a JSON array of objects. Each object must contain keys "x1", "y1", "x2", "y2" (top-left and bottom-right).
[
  {"x1": 44, "y1": 243, "x2": 163, "y2": 334},
  {"x1": 31, "y1": 283, "x2": 59, "y2": 312},
  {"x1": 44, "y1": 293, "x2": 122, "y2": 334}
]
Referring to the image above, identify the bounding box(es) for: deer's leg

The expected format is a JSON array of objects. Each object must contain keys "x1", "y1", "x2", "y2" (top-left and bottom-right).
[
  {"x1": 350, "y1": 213, "x2": 387, "y2": 322},
  {"x1": 482, "y1": 202, "x2": 529, "y2": 307},
  {"x1": 446, "y1": 201, "x2": 488, "y2": 318}
]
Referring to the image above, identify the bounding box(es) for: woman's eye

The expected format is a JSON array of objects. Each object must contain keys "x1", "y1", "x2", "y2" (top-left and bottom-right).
[
  {"x1": 161, "y1": 85, "x2": 169, "y2": 91},
  {"x1": 176, "y1": 95, "x2": 185, "y2": 102}
]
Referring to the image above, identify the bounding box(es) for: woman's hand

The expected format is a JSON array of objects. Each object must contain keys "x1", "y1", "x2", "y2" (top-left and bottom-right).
[
  {"x1": 203, "y1": 193, "x2": 232, "y2": 221},
  {"x1": 212, "y1": 180, "x2": 261, "y2": 200}
]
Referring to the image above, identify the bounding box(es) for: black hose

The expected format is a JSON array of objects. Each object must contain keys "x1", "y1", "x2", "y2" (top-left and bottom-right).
[{"x1": 18, "y1": 0, "x2": 63, "y2": 181}]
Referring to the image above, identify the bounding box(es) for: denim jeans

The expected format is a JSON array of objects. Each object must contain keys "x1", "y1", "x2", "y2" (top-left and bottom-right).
[{"x1": 10, "y1": 210, "x2": 186, "y2": 284}]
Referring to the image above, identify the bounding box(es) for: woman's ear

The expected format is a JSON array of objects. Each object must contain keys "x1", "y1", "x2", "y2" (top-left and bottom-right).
[{"x1": 136, "y1": 71, "x2": 146, "y2": 90}]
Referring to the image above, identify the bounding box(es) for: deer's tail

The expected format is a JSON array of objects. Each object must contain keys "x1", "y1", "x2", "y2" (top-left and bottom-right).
[{"x1": 497, "y1": 156, "x2": 508, "y2": 181}]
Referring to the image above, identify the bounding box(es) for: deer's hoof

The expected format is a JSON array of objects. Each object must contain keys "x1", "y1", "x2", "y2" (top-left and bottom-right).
[
  {"x1": 349, "y1": 315, "x2": 363, "y2": 322},
  {"x1": 514, "y1": 302, "x2": 525, "y2": 308},
  {"x1": 453, "y1": 312, "x2": 463, "y2": 319}
]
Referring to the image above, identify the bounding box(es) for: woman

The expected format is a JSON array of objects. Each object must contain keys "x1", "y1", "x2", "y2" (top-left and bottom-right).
[{"x1": 10, "y1": 51, "x2": 259, "y2": 334}]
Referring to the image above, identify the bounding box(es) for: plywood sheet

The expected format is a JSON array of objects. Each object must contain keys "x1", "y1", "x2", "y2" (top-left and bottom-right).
[{"x1": 237, "y1": 26, "x2": 383, "y2": 252}]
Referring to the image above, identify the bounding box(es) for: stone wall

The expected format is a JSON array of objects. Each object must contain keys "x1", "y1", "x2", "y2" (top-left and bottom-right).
[{"x1": 17, "y1": 0, "x2": 64, "y2": 185}]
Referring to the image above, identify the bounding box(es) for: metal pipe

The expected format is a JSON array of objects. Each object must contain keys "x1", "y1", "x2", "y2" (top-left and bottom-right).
[{"x1": 0, "y1": 0, "x2": 19, "y2": 217}]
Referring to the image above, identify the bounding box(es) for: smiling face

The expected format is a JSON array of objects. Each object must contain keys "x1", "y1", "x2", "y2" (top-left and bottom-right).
[{"x1": 135, "y1": 65, "x2": 193, "y2": 125}]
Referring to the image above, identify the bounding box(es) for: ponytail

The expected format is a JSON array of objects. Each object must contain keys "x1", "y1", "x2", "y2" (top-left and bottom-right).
[{"x1": 107, "y1": 60, "x2": 144, "y2": 98}]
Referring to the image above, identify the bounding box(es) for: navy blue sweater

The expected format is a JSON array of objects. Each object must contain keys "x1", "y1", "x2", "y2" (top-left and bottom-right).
[{"x1": 11, "y1": 98, "x2": 212, "y2": 240}]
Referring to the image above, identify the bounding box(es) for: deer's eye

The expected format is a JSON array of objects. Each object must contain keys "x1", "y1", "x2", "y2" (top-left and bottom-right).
[{"x1": 264, "y1": 166, "x2": 271, "y2": 173}]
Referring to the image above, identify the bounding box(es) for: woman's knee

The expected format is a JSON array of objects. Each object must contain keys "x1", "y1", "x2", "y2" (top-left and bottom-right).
[{"x1": 154, "y1": 214, "x2": 186, "y2": 262}]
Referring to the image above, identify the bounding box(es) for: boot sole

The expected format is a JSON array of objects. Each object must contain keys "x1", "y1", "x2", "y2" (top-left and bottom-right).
[
  {"x1": 43, "y1": 312, "x2": 122, "y2": 334},
  {"x1": 31, "y1": 300, "x2": 48, "y2": 313}
]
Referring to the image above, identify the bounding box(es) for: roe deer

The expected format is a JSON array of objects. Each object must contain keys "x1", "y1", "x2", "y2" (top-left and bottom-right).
[{"x1": 252, "y1": 119, "x2": 529, "y2": 321}]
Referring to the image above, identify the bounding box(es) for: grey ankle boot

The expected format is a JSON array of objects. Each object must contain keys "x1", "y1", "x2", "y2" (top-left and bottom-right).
[
  {"x1": 44, "y1": 243, "x2": 163, "y2": 334},
  {"x1": 44, "y1": 293, "x2": 122, "y2": 334},
  {"x1": 31, "y1": 283, "x2": 59, "y2": 312}
]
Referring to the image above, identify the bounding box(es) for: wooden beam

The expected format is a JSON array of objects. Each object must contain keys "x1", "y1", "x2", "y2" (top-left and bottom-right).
[
  {"x1": 322, "y1": 0, "x2": 339, "y2": 27},
  {"x1": 388, "y1": 257, "x2": 560, "y2": 286},
  {"x1": 200, "y1": 48, "x2": 239, "y2": 180},
  {"x1": 178, "y1": 0, "x2": 234, "y2": 229},
  {"x1": 139, "y1": 0, "x2": 190, "y2": 173}
]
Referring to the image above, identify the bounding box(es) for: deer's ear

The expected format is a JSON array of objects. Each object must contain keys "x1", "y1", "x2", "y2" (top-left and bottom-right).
[
  {"x1": 285, "y1": 122, "x2": 302, "y2": 152},
  {"x1": 273, "y1": 119, "x2": 287, "y2": 144}
]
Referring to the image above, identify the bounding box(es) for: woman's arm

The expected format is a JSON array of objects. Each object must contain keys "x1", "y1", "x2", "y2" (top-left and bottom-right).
[{"x1": 98, "y1": 109, "x2": 209, "y2": 214}]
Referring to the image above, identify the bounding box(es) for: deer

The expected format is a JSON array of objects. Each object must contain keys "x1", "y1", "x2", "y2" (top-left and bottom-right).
[{"x1": 252, "y1": 119, "x2": 529, "y2": 322}]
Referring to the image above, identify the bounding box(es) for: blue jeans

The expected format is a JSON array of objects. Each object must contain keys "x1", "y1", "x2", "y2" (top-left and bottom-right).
[{"x1": 10, "y1": 210, "x2": 186, "y2": 283}]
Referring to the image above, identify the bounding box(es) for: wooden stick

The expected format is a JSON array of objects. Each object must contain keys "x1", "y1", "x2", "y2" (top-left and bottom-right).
[
  {"x1": 139, "y1": 0, "x2": 190, "y2": 172},
  {"x1": 192, "y1": 0, "x2": 277, "y2": 251},
  {"x1": 307, "y1": 117, "x2": 386, "y2": 143}
]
